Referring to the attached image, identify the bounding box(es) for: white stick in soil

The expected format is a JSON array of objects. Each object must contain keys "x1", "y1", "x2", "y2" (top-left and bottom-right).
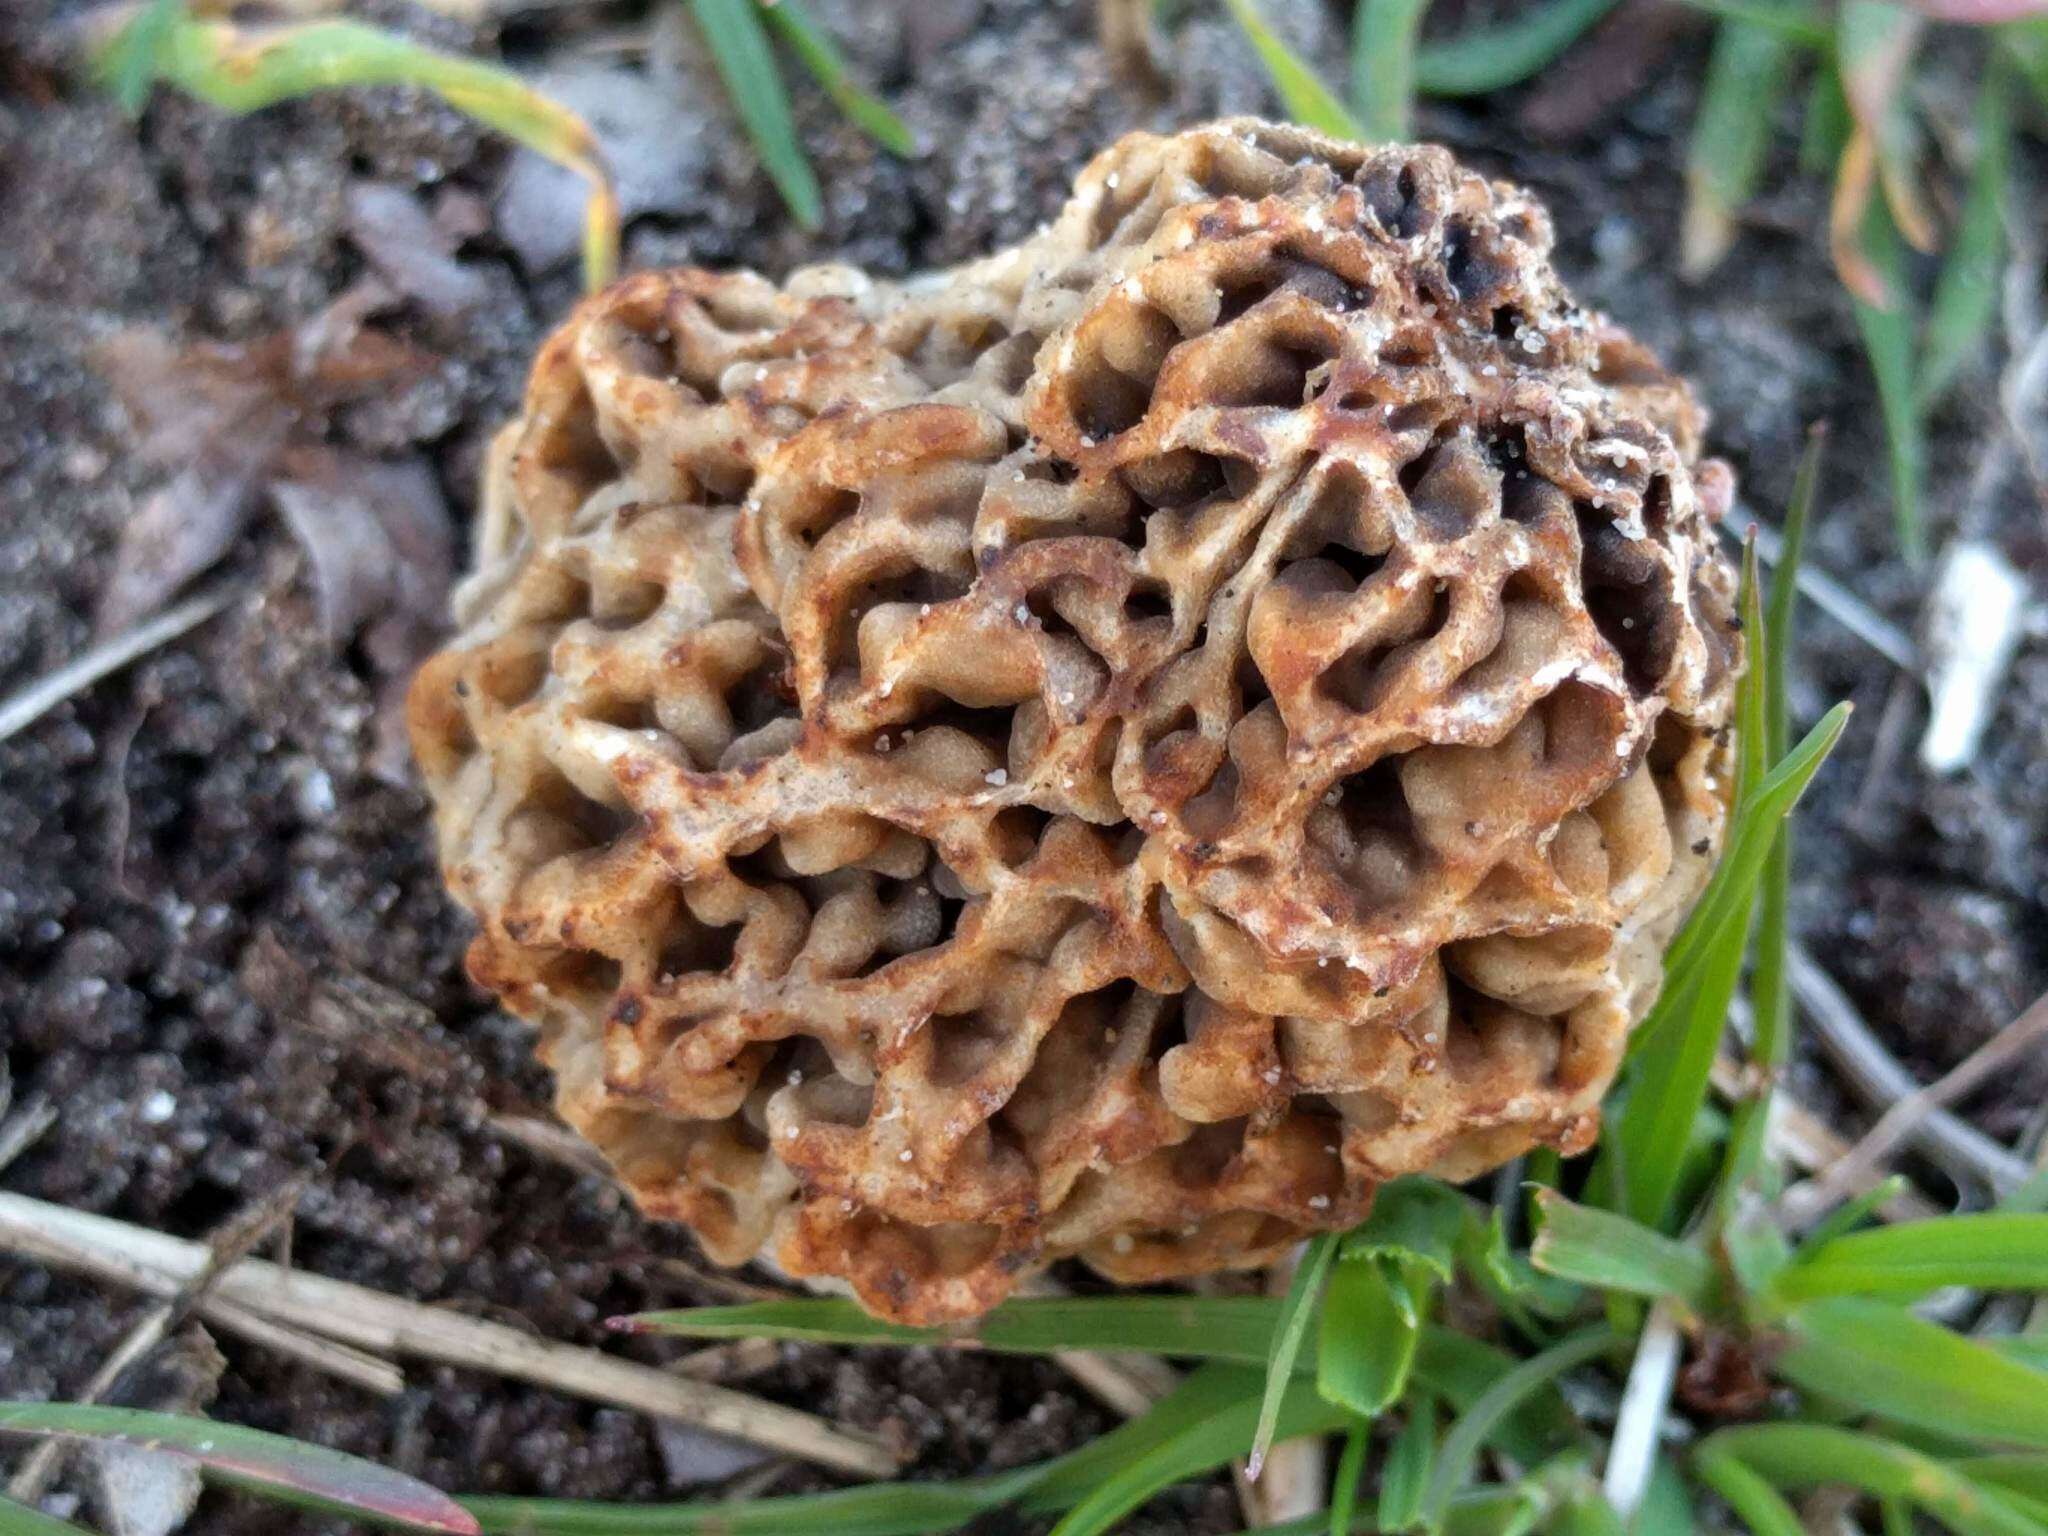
[{"x1": 1919, "y1": 540, "x2": 2029, "y2": 775}]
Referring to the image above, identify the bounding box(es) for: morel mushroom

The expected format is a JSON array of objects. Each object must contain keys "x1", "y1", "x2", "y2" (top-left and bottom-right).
[{"x1": 410, "y1": 120, "x2": 1740, "y2": 1323}]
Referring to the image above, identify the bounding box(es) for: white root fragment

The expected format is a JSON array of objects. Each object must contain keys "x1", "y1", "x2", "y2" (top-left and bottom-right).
[{"x1": 1918, "y1": 539, "x2": 2029, "y2": 775}]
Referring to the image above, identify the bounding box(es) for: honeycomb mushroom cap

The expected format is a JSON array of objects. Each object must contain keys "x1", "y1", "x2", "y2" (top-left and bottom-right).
[{"x1": 410, "y1": 120, "x2": 1741, "y2": 1323}]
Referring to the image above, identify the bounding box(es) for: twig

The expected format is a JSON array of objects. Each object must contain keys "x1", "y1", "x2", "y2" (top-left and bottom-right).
[
  {"x1": 1788, "y1": 944, "x2": 2033, "y2": 1196},
  {"x1": 1722, "y1": 517, "x2": 1918, "y2": 672},
  {"x1": 0, "y1": 586, "x2": 234, "y2": 744},
  {"x1": 1788, "y1": 989, "x2": 2048, "y2": 1221},
  {"x1": 486, "y1": 1112, "x2": 613, "y2": 1180},
  {"x1": 1603, "y1": 1297, "x2": 1682, "y2": 1519},
  {"x1": 7, "y1": 1176, "x2": 320, "y2": 1503},
  {"x1": 0, "y1": 1192, "x2": 901, "y2": 1477},
  {"x1": 0, "y1": 1094, "x2": 58, "y2": 1176}
]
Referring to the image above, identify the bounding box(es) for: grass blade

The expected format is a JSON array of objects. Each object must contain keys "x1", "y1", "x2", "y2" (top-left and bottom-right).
[
  {"x1": 1616, "y1": 578, "x2": 1852, "y2": 1232},
  {"x1": 1251, "y1": 1231, "x2": 1341, "y2": 1478},
  {"x1": 1320, "y1": 1255, "x2": 1425, "y2": 1415},
  {"x1": 757, "y1": 0, "x2": 913, "y2": 156},
  {"x1": 1705, "y1": 1425, "x2": 2046, "y2": 1536},
  {"x1": 1683, "y1": 10, "x2": 1803, "y2": 277},
  {"x1": 687, "y1": 0, "x2": 824, "y2": 228},
  {"x1": 1224, "y1": 0, "x2": 1365, "y2": 138},
  {"x1": 0, "y1": 1497, "x2": 93, "y2": 1535},
  {"x1": 1380, "y1": 1394, "x2": 1437, "y2": 1530},
  {"x1": 1672, "y1": 0, "x2": 1831, "y2": 40},
  {"x1": 1414, "y1": 1328, "x2": 1576, "y2": 1468},
  {"x1": 0, "y1": 1403, "x2": 478, "y2": 1534},
  {"x1": 1837, "y1": 0, "x2": 1935, "y2": 252},
  {"x1": 467, "y1": 1479, "x2": 1019, "y2": 1536},
  {"x1": 1352, "y1": 0, "x2": 1431, "y2": 141},
  {"x1": 1776, "y1": 1297, "x2": 2048, "y2": 1448},
  {"x1": 90, "y1": 13, "x2": 617, "y2": 288},
  {"x1": 1919, "y1": 62, "x2": 2014, "y2": 407},
  {"x1": 617, "y1": 1294, "x2": 1284, "y2": 1364},
  {"x1": 1692, "y1": 1449, "x2": 1806, "y2": 1536},
  {"x1": 1774, "y1": 1213, "x2": 2048, "y2": 1300},
  {"x1": 1413, "y1": 0, "x2": 1617, "y2": 94},
  {"x1": 1528, "y1": 1190, "x2": 1714, "y2": 1308},
  {"x1": 1847, "y1": 190, "x2": 1928, "y2": 560},
  {"x1": 103, "y1": 0, "x2": 185, "y2": 113},
  {"x1": 1718, "y1": 428, "x2": 1825, "y2": 1209},
  {"x1": 1329, "y1": 1413, "x2": 1371, "y2": 1536},
  {"x1": 1638, "y1": 695, "x2": 1851, "y2": 998},
  {"x1": 1049, "y1": 1370, "x2": 1348, "y2": 1536},
  {"x1": 1422, "y1": 1329, "x2": 1615, "y2": 1530}
]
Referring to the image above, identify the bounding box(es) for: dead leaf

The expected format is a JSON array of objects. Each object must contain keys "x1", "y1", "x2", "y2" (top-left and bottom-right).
[
  {"x1": 345, "y1": 181, "x2": 493, "y2": 318},
  {"x1": 91, "y1": 291, "x2": 440, "y2": 634}
]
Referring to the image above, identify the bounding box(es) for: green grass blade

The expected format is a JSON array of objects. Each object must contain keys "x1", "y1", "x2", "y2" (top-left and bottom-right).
[
  {"x1": 1796, "y1": 1174, "x2": 1911, "y2": 1250},
  {"x1": 1412, "y1": 0, "x2": 1617, "y2": 95},
  {"x1": 1329, "y1": 1413, "x2": 1371, "y2": 1536},
  {"x1": 1671, "y1": 0, "x2": 1830, "y2": 41},
  {"x1": 1421, "y1": 1329, "x2": 1614, "y2": 1530},
  {"x1": 467, "y1": 1479, "x2": 1020, "y2": 1536},
  {"x1": 1683, "y1": 11, "x2": 1803, "y2": 277},
  {"x1": 1919, "y1": 62, "x2": 2014, "y2": 408},
  {"x1": 102, "y1": 0, "x2": 186, "y2": 113},
  {"x1": 1693, "y1": 1449, "x2": 1806, "y2": 1536},
  {"x1": 90, "y1": 13, "x2": 618, "y2": 288},
  {"x1": 688, "y1": 0, "x2": 824, "y2": 228},
  {"x1": 1049, "y1": 1371, "x2": 1348, "y2": 1536},
  {"x1": 1613, "y1": 848, "x2": 1753, "y2": 1232},
  {"x1": 1414, "y1": 1328, "x2": 1575, "y2": 1468},
  {"x1": 1635, "y1": 1454, "x2": 1699, "y2": 1535},
  {"x1": 1776, "y1": 1297, "x2": 2048, "y2": 1449},
  {"x1": 1719, "y1": 429, "x2": 1825, "y2": 1210},
  {"x1": 1774, "y1": 1213, "x2": 2048, "y2": 1300},
  {"x1": 1320, "y1": 1255, "x2": 1425, "y2": 1415},
  {"x1": 1642, "y1": 695, "x2": 1852, "y2": 1001},
  {"x1": 1960, "y1": 1455, "x2": 2048, "y2": 1511},
  {"x1": 1528, "y1": 1190, "x2": 1714, "y2": 1307},
  {"x1": 1224, "y1": 0, "x2": 1365, "y2": 138},
  {"x1": 0, "y1": 1403, "x2": 478, "y2": 1534},
  {"x1": 757, "y1": 0, "x2": 913, "y2": 155},
  {"x1": 0, "y1": 1497, "x2": 93, "y2": 1535},
  {"x1": 617, "y1": 1294, "x2": 1283, "y2": 1363},
  {"x1": 1849, "y1": 195, "x2": 1927, "y2": 561},
  {"x1": 1351, "y1": 0, "x2": 1431, "y2": 141},
  {"x1": 1704, "y1": 1425, "x2": 2047, "y2": 1536},
  {"x1": 1251, "y1": 1231, "x2": 1341, "y2": 1477},
  {"x1": 1380, "y1": 1394, "x2": 1437, "y2": 1531}
]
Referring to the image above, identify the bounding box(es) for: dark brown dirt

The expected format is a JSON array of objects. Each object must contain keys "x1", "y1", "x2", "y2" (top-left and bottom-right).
[{"x1": 1, "y1": 1, "x2": 2042, "y2": 1531}]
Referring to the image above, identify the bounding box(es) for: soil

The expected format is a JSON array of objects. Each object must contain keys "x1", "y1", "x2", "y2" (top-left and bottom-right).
[{"x1": 0, "y1": 2, "x2": 2042, "y2": 1532}]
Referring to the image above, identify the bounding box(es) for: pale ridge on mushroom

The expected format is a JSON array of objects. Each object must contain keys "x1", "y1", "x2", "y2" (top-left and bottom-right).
[{"x1": 410, "y1": 119, "x2": 1741, "y2": 1324}]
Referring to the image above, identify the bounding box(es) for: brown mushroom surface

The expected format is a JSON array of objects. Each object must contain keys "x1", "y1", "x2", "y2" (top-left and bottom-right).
[{"x1": 409, "y1": 120, "x2": 1741, "y2": 1323}]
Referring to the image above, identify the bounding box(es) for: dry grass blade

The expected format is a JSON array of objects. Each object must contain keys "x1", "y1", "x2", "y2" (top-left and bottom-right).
[
  {"x1": 6, "y1": 1178, "x2": 312, "y2": 1504},
  {"x1": 0, "y1": 1096, "x2": 58, "y2": 1177},
  {"x1": 92, "y1": 9, "x2": 618, "y2": 289},
  {"x1": 0, "y1": 587, "x2": 233, "y2": 744},
  {"x1": 0, "y1": 1194, "x2": 900, "y2": 1477},
  {"x1": 1790, "y1": 990, "x2": 2048, "y2": 1220}
]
